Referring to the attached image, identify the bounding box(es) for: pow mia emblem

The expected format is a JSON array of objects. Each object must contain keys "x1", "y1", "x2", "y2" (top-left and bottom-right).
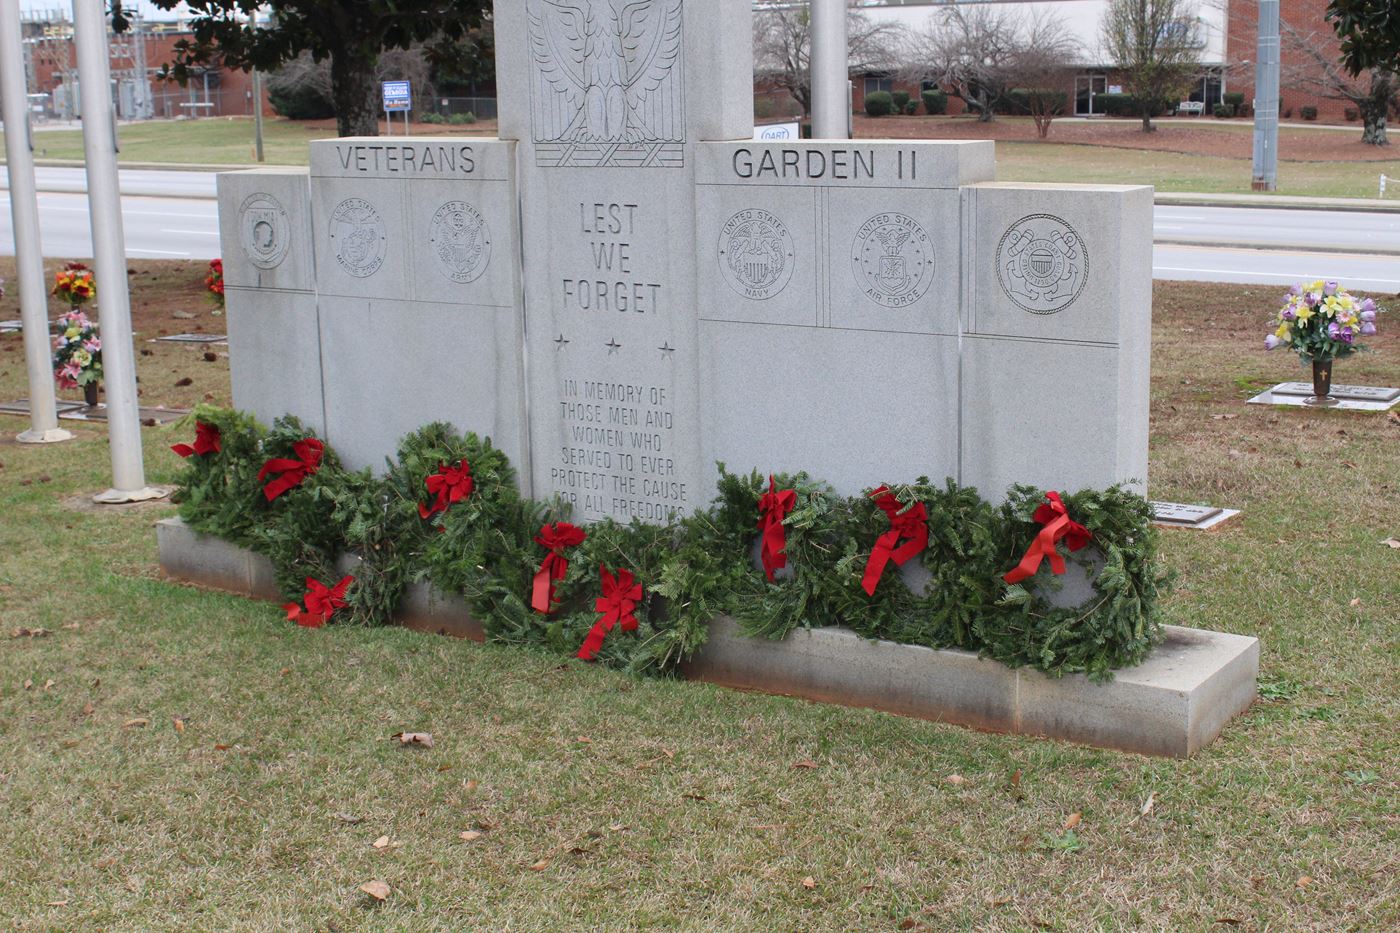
[
  {"x1": 329, "y1": 198, "x2": 387, "y2": 278},
  {"x1": 851, "y1": 213, "x2": 933, "y2": 308},
  {"x1": 429, "y1": 201, "x2": 491, "y2": 284},
  {"x1": 718, "y1": 208, "x2": 795, "y2": 300},
  {"x1": 996, "y1": 214, "x2": 1087, "y2": 314},
  {"x1": 238, "y1": 192, "x2": 290, "y2": 270}
]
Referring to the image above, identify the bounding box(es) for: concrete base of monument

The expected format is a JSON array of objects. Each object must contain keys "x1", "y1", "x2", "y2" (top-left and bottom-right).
[{"x1": 155, "y1": 518, "x2": 1258, "y2": 757}]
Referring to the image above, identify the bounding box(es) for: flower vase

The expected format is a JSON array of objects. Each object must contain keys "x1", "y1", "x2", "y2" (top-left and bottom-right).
[
  {"x1": 83, "y1": 380, "x2": 99, "y2": 409},
  {"x1": 1306, "y1": 358, "x2": 1338, "y2": 407}
]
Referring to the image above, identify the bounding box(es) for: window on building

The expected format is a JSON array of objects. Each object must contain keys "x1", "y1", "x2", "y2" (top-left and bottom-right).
[{"x1": 864, "y1": 76, "x2": 893, "y2": 96}]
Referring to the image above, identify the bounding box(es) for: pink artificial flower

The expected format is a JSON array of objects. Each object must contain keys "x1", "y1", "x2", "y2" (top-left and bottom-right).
[{"x1": 83, "y1": 338, "x2": 101, "y2": 353}]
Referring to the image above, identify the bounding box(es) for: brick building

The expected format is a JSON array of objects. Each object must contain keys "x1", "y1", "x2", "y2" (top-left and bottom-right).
[{"x1": 1226, "y1": 0, "x2": 1367, "y2": 123}]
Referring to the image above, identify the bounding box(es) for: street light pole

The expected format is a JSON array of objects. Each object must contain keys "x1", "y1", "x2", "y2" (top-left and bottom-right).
[
  {"x1": 810, "y1": 0, "x2": 849, "y2": 140},
  {"x1": 252, "y1": 66, "x2": 265, "y2": 162},
  {"x1": 71, "y1": 0, "x2": 162, "y2": 502},
  {"x1": 1251, "y1": 0, "x2": 1280, "y2": 191},
  {"x1": 1, "y1": 0, "x2": 73, "y2": 444}
]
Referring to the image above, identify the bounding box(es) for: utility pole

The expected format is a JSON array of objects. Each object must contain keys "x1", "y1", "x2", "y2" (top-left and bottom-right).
[
  {"x1": 252, "y1": 67, "x2": 265, "y2": 161},
  {"x1": 810, "y1": 0, "x2": 848, "y2": 140},
  {"x1": 1, "y1": 0, "x2": 73, "y2": 444},
  {"x1": 1251, "y1": 0, "x2": 1280, "y2": 191},
  {"x1": 71, "y1": 0, "x2": 163, "y2": 502}
]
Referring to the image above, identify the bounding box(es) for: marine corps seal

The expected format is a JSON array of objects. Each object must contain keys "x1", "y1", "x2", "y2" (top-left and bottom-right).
[
  {"x1": 429, "y1": 201, "x2": 491, "y2": 284},
  {"x1": 329, "y1": 198, "x2": 387, "y2": 278},
  {"x1": 995, "y1": 214, "x2": 1087, "y2": 315},
  {"x1": 717, "y1": 208, "x2": 795, "y2": 300}
]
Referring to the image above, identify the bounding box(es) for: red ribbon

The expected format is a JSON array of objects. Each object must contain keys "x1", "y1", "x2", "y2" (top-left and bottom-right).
[
  {"x1": 860, "y1": 486, "x2": 930, "y2": 596},
  {"x1": 418, "y1": 460, "x2": 474, "y2": 519},
  {"x1": 532, "y1": 522, "x2": 587, "y2": 614},
  {"x1": 257, "y1": 437, "x2": 324, "y2": 501},
  {"x1": 1002, "y1": 492, "x2": 1092, "y2": 585},
  {"x1": 282, "y1": 574, "x2": 353, "y2": 628},
  {"x1": 577, "y1": 565, "x2": 642, "y2": 661},
  {"x1": 171, "y1": 420, "x2": 221, "y2": 458},
  {"x1": 757, "y1": 474, "x2": 796, "y2": 582}
]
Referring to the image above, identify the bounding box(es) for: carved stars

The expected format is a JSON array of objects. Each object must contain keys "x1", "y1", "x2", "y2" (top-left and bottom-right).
[
  {"x1": 658, "y1": 342, "x2": 676, "y2": 359},
  {"x1": 554, "y1": 333, "x2": 570, "y2": 350},
  {"x1": 605, "y1": 338, "x2": 622, "y2": 355}
]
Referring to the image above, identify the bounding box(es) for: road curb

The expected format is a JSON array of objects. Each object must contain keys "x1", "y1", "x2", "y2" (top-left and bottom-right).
[
  {"x1": 1154, "y1": 193, "x2": 1400, "y2": 214},
  {"x1": 1154, "y1": 238, "x2": 1400, "y2": 257}
]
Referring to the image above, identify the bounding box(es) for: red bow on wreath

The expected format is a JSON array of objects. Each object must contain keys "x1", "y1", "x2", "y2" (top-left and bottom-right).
[
  {"x1": 757, "y1": 475, "x2": 796, "y2": 582},
  {"x1": 257, "y1": 438, "x2": 324, "y2": 501},
  {"x1": 1002, "y1": 492, "x2": 1092, "y2": 585},
  {"x1": 171, "y1": 421, "x2": 221, "y2": 458},
  {"x1": 860, "y1": 486, "x2": 929, "y2": 596},
  {"x1": 282, "y1": 574, "x2": 354, "y2": 628},
  {"x1": 577, "y1": 565, "x2": 642, "y2": 661},
  {"x1": 418, "y1": 460, "x2": 474, "y2": 519},
  {"x1": 532, "y1": 522, "x2": 587, "y2": 614}
]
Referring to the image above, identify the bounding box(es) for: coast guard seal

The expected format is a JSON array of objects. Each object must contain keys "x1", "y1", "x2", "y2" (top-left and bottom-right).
[
  {"x1": 429, "y1": 201, "x2": 491, "y2": 284},
  {"x1": 718, "y1": 208, "x2": 795, "y2": 300},
  {"x1": 238, "y1": 193, "x2": 290, "y2": 270},
  {"x1": 851, "y1": 212, "x2": 933, "y2": 308},
  {"x1": 996, "y1": 214, "x2": 1087, "y2": 315},
  {"x1": 329, "y1": 198, "x2": 387, "y2": 278}
]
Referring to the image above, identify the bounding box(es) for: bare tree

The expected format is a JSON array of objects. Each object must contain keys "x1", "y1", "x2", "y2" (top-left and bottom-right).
[
  {"x1": 753, "y1": 2, "x2": 903, "y2": 119},
  {"x1": 1101, "y1": 0, "x2": 1206, "y2": 132},
  {"x1": 1006, "y1": 14, "x2": 1082, "y2": 138},
  {"x1": 901, "y1": 5, "x2": 1019, "y2": 122},
  {"x1": 1280, "y1": 18, "x2": 1394, "y2": 145}
]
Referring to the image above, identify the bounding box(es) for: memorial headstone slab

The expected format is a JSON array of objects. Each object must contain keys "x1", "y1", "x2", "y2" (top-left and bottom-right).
[
  {"x1": 215, "y1": 170, "x2": 315, "y2": 293},
  {"x1": 308, "y1": 174, "x2": 409, "y2": 302},
  {"x1": 225, "y1": 288, "x2": 326, "y2": 435},
  {"x1": 317, "y1": 297, "x2": 528, "y2": 474},
  {"x1": 1269, "y1": 382, "x2": 1400, "y2": 403}
]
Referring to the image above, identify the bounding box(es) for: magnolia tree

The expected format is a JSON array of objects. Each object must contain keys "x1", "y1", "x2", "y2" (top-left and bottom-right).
[
  {"x1": 1282, "y1": 18, "x2": 1395, "y2": 146},
  {"x1": 753, "y1": 1, "x2": 904, "y2": 119},
  {"x1": 900, "y1": 6, "x2": 1079, "y2": 132},
  {"x1": 1101, "y1": 0, "x2": 1206, "y2": 132}
]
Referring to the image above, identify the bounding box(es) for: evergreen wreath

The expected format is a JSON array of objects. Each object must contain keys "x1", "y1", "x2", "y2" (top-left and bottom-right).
[{"x1": 171, "y1": 408, "x2": 1166, "y2": 682}]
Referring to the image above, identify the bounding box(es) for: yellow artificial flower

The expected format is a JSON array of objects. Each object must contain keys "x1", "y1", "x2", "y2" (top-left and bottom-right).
[
  {"x1": 64, "y1": 326, "x2": 80, "y2": 338},
  {"x1": 1294, "y1": 305, "x2": 1314, "y2": 323},
  {"x1": 73, "y1": 349, "x2": 92, "y2": 366},
  {"x1": 1275, "y1": 323, "x2": 1291, "y2": 339},
  {"x1": 1309, "y1": 279, "x2": 1325, "y2": 292}
]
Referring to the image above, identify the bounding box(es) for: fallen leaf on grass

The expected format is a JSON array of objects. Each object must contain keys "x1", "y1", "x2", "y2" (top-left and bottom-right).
[
  {"x1": 801, "y1": 877, "x2": 816, "y2": 889},
  {"x1": 576, "y1": 736, "x2": 592, "y2": 744},
  {"x1": 1213, "y1": 919, "x2": 1241, "y2": 926},
  {"x1": 1349, "y1": 598, "x2": 1361, "y2": 607},
  {"x1": 172, "y1": 718, "x2": 185, "y2": 733},
  {"x1": 122, "y1": 718, "x2": 149, "y2": 728},
  {"x1": 1210, "y1": 413, "x2": 1238, "y2": 421},
  {"x1": 42, "y1": 679, "x2": 55, "y2": 691},
  {"x1": 334, "y1": 813, "x2": 363, "y2": 824},
  {"x1": 791, "y1": 759, "x2": 819, "y2": 770},
  {"x1": 1010, "y1": 770, "x2": 1021, "y2": 787},
  {"x1": 986, "y1": 895, "x2": 1012, "y2": 907},
  {"x1": 1139, "y1": 791, "x2": 1156, "y2": 817},
  {"x1": 81, "y1": 703, "x2": 95, "y2": 716},
  {"x1": 23, "y1": 679, "x2": 32, "y2": 691},
  {"x1": 464, "y1": 779, "x2": 479, "y2": 792},
  {"x1": 1296, "y1": 875, "x2": 1313, "y2": 888},
  {"x1": 46, "y1": 900, "x2": 68, "y2": 907},
  {"x1": 358, "y1": 880, "x2": 390, "y2": 901},
  {"x1": 1388, "y1": 411, "x2": 1400, "y2": 426},
  {"x1": 173, "y1": 377, "x2": 192, "y2": 387},
  {"x1": 1063, "y1": 812, "x2": 1082, "y2": 831},
  {"x1": 682, "y1": 793, "x2": 707, "y2": 801},
  {"x1": 898, "y1": 919, "x2": 927, "y2": 931},
  {"x1": 944, "y1": 774, "x2": 968, "y2": 786},
  {"x1": 528, "y1": 859, "x2": 550, "y2": 872},
  {"x1": 391, "y1": 732, "x2": 433, "y2": 748},
  {"x1": 214, "y1": 744, "x2": 232, "y2": 751},
  {"x1": 459, "y1": 830, "x2": 483, "y2": 842},
  {"x1": 371, "y1": 835, "x2": 398, "y2": 850},
  {"x1": 9, "y1": 627, "x2": 51, "y2": 638},
  {"x1": 436, "y1": 764, "x2": 452, "y2": 772},
  {"x1": 61, "y1": 623, "x2": 81, "y2": 631},
  {"x1": 1382, "y1": 537, "x2": 1400, "y2": 549}
]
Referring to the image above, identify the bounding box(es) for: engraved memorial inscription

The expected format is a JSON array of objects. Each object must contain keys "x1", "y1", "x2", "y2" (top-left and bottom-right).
[
  {"x1": 718, "y1": 208, "x2": 795, "y2": 300},
  {"x1": 329, "y1": 198, "x2": 388, "y2": 278},
  {"x1": 851, "y1": 212, "x2": 933, "y2": 308},
  {"x1": 429, "y1": 201, "x2": 492, "y2": 284},
  {"x1": 238, "y1": 192, "x2": 291, "y2": 270},
  {"x1": 996, "y1": 213, "x2": 1087, "y2": 315}
]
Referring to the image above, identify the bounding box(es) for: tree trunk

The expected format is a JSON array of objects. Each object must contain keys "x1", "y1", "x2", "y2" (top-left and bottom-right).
[
  {"x1": 331, "y1": 49, "x2": 381, "y2": 137},
  {"x1": 1140, "y1": 109, "x2": 1155, "y2": 133},
  {"x1": 1361, "y1": 112, "x2": 1389, "y2": 145}
]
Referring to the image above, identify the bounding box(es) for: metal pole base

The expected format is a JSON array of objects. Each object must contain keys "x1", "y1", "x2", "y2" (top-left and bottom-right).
[
  {"x1": 92, "y1": 485, "x2": 170, "y2": 505},
  {"x1": 17, "y1": 427, "x2": 76, "y2": 444}
]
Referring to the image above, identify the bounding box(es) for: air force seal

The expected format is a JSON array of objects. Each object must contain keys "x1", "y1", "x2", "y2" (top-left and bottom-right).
[
  {"x1": 329, "y1": 198, "x2": 387, "y2": 278},
  {"x1": 429, "y1": 201, "x2": 491, "y2": 284},
  {"x1": 238, "y1": 193, "x2": 290, "y2": 270},
  {"x1": 718, "y1": 208, "x2": 795, "y2": 300},
  {"x1": 851, "y1": 213, "x2": 933, "y2": 308},
  {"x1": 996, "y1": 214, "x2": 1087, "y2": 315}
]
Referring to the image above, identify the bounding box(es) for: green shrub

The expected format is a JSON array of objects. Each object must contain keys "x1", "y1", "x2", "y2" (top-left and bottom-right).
[
  {"x1": 1301, "y1": 105, "x2": 1318, "y2": 120},
  {"x1": 1095, "y1": 92, "x2": 1170, "y2": 118},
  {"x1": 420, "y1": 112, "x2": 446, "y2": 125},
  {"x1": 1223, "y1": 91, "x2": 1246, "y2": 109},
  {"x1": 864, "y1": 91, "x2": 894, "y2": 117},
  {"x1": 903, "y1": 100, "x2": 918, "y2": 115},
  {"x1": 447, "y1": 111, "x2": 477, "y2": 125},
  {"x1": 1213, "y1": 103, "x2": 1235, "y2": 118},
  {"x1": 921, "y1": 89, "x2": 948, "y2": 115},
  {"x1": 891, "y1": 90, "x2": 911, "y2": 112},
  {"x1": 267, "y1": 81, "x2": 335, "y2": 121}
]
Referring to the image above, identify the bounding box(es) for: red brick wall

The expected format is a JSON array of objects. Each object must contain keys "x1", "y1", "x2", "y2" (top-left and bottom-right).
[{"x1": 1226, "y1": 0, "x2": 1359, "y2": 123}]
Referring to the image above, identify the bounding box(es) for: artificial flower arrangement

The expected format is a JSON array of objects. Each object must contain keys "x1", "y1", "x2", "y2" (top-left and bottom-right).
[
  {"x1": 52, "y1": 262, "x2": 95, "y2": 308},
  {"x1": 1265, "y1": 280, "x2": 1380, "y2": 360},
  {"x1": 52, "y1": 310, "x2": 102, "y2": 391},
  {"x1": 205, "y1": 258, "x2": 225, "y2": 312}
]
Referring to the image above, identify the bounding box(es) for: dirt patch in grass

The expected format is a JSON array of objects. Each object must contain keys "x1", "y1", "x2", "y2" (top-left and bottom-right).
[{"x1": 856, "y1": 114, "x2": 1397, "y2": 162}]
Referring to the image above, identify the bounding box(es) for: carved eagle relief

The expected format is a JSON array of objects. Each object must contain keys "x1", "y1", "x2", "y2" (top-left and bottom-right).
[{"x1": 528, "y1": 0, "x2": 684, "y2": 144}]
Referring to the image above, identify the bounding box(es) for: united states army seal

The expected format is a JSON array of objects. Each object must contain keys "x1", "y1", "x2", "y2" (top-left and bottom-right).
[
  {"x1": 995, "y1": 214, "x2": 1087, "y2": 315},
  {"x1": 718, "y1": 208, "x2": 795, "y2": 300},
  {"x1": 329, "y1": 198, "x2": 387, "y2": 278},
  {"x1": 429, "y1": 201, "x2": 491, "y2": 284},
  {"x1": 851, "y1": 213, "x2": 933, "y2": 308},
  {"x1": 238, "y1": 193, "x2": 290, "y2": 270}
]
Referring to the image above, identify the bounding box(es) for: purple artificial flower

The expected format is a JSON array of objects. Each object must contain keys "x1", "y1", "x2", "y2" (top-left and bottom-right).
[
  {"x1": 1324, "y1": 281, "x2": 1339, "y2": 296},
  {"x1": 1264, "y1": 334, "x2": 1283, "y2": 350},
  {"x1": 1340, "y1": 329, "x2": 1354, "y2": 344},
  {"x1": 1360, "y1": 297, "x2": 1376, "y2": 313},
  {"x1": 1361, "y1": 322, "x2": 1377, "y2": 336},
  {"x1": 1327, "y1": 322, "x2": 1341, "y2": 339},
  {"x1": 1281, "y1": 306, "x2": 1297, "y2": 321},
  {"x1": 1305, "y1": 292, "x2": 1321, "y2": 308},
  {"x1": 1288, "y1": 284, "x2": 1301, "y2": 296},
  {"x1": 1360, "y1": 309, "x2": 1377, "y2": 323}
]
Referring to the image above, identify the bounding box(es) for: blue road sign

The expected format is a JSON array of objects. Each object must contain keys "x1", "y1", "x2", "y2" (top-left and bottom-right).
[{"x1": 382, "y1": 80, "x2": 412, "y2": 112}]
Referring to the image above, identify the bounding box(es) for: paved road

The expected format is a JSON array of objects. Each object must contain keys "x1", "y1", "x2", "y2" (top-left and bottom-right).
[
  {"x1": 3, "y1": 179, "x2": 1399, "y2": 291},
  {"x1": 1, "y1": 165, "x2": 221, "y2": 199}
]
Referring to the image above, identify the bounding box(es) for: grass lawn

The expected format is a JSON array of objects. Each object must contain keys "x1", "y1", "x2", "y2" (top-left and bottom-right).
[
  {"x1": 1, "y1": 268, "x2": 1398, "y2": 930},
  {"x1": 993, "y1": 141, "x2": 1399, "y2": 200}
]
